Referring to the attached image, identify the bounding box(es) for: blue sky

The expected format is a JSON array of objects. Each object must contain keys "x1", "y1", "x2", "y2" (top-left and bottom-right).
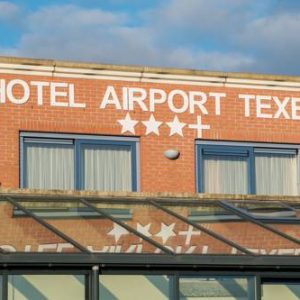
[{"x1": 1, "y1": 0, "x2": 300, "y2": 75}]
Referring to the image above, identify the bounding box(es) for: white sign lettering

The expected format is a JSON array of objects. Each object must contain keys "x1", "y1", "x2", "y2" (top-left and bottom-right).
[
  {"x1": 1, "y1": 78, "x2": 300, "y2": 138},
  {"x1": 0, "y1": 79, "x2": 86, "y2": 108},
  {"x1": 239, "y1": 94, "x2": 300, "y2": 120}
]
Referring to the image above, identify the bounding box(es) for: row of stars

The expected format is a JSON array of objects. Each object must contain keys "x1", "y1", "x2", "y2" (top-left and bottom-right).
[
  {"x1": 108, "y1": 223, "x2": 201, "y2": 245},
  {"x1": 118, "y1": 113, "x2": 210, "y2": 138}
]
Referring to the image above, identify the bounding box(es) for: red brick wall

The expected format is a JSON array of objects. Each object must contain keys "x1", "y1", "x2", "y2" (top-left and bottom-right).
[{"x1": 1, "y1": 71, "x2": 300, "y2": 193}]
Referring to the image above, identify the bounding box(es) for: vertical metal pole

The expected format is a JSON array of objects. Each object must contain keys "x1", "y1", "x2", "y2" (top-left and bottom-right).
[
  {"x1": 2, "y1": 273, "x2": 8, "y2": 300},
  {"x1": 255, "y1": 275, "x2": 261, "y2": 300},
  {"x1": 92, "y1": 265, "x2": 99, "y2": 300},
  {"x1": 173, "y1": 274, "x2": 179, "y2": 300}
]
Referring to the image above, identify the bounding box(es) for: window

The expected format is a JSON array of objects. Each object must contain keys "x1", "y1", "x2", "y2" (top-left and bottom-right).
[
  {"x1": 99, "y1": 275, "x2": 171, "y2": 300},
  {"x1": 21, "y1": 133, "x2": 139, "y2": 192},
  {"x1": 8, "y1": 275, "x2": 86, "y2": 300},
  {"x1": 262, "y1": 281, "x2": 300, "y2": 300},
  {"x1": 179, "y1": 276, "x2": 255, "y2": 300},
  {"x1": 197, "y1": 142, "x2": 300, "y2": 195}
]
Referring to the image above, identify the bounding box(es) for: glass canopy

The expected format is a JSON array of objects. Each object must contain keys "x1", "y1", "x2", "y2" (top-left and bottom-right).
[{"x1": 0, "y1": 195, "x2": 299, "y2": 256}]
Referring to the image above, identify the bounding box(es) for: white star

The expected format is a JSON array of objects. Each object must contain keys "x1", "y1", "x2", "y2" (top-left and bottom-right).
[
  {"x1": 155, "y1": 223, "x2": 176, "y2": 244},
  {"x1": 108, "y1": 223, "x2": 129, "y2": 243},
  {"x1": 166, "y1": 115, "x2": 186, "y2": 136},
  {"x1": 117, "y1": 113, "x2": 138, "y2": 134},
  {"x1": 142, "y1": 114, "x2": 162, "y2": 135},
  {"x1": 136, "y1": 223, "x2": 152, "y2": 237}
]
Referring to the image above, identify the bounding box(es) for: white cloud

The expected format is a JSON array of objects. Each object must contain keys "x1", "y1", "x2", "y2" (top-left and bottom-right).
[
  {"x1": 144, "y1": 0, "x2": 255, "y2": 38},
  {"x1": 167, "y1": 48, "x2": 254, "y2": 71},
  {"x1": 3, "y1": 2, "x2": 255, "y2": 72},
  {"x1": 2, "y1": 1, "x2": 300, "y2": 75},
  {"x1": 235, "y1": 12, "x2": 300, "y2": 74},
  {"x1": 28, "y1": 4, "x2": 127, "y2": 30},
  {"x1": 0, "y1": 1, "x2": 21, "y2": 22},
  {"x1": 242, "y1": 13, "x2": 300, "y2": 51}
]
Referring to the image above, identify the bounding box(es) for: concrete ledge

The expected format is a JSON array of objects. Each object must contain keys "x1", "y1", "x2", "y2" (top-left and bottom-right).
[
  {"x1": 1, "y1": 188, "x2": 300, "y2": 202},
  {"x1": 1, "y1": 55, "x2": 300, "y2": 83}
]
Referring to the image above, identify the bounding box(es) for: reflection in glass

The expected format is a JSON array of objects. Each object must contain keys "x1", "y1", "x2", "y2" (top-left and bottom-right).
[
  {"x1": 179, "y1": 277, "x2": 254, "y2": 300},
  {"x1": 285, "y1": 203, "x2": 300, "y2": 219},
  {"x1": 0, "y1": 200, "x2": 79, "y2": 253},
  {"x1": 229, "y1": 201, "x2": 297, "y2": 220},
  {"x1": 262, "y1": 283, "x2": 300, "y2": 300},
  {"x1": 163, "y1": 202, "x2": 300, "y2": 255},
  {"x1": 228, "y1": 201, "x2": 300, "y2": 242},
  {"x1": 17, "y1": 200, "x2": 159, "y2": 254},
  {"x1": 99, "y1": 275, "x2": 170, "y2": 300},
  {"x1": 8, "y1": 275, "x2": 85, "y2": 300},
  {"x1": 93, "y1": 201, "x2": 240, "y2": 255},
  {"x1": 188, "y1": 204, "x2": 242, "y2": 222}
]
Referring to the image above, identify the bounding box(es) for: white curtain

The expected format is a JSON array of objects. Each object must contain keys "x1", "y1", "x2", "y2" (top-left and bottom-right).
[
  {"x1": 83, "y1": 145, "x2": 132, "y2": 191},
  {"x1": 26, "y1": 144, "x2": 74, "y2": 190},
  {"x1": 255, "y1": 153, "x2": 298, "y2": 195},
  {"x1": 204, "y1": 155, "x2": 248, "y2": 194}
]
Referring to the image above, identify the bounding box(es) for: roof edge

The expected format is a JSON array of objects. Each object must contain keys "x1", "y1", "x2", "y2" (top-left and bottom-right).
[{"x1": 1, "y1": 55, "x2": 300, "y2": 83}]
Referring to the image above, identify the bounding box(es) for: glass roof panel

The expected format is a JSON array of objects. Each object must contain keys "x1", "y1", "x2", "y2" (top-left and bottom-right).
[
  {"x1": 3, "y1": 196, "x2": 300, "y2": 256},
  {"x1": 226, "y1": 200, "x2": 300, "y2": 242},
  {"x1": 91, "y1": 200, "x2": 244, "y2": 255},
  {"x1": 228, "y1": 201, "x2": 299, "y2": 221},
  {"x1": 16, "y1": 199, "x2": 162, "y2": 254},
  {"x1": 285, "y1": 203, "x2": 300, "y2": 215},
  {"x1": 0, "y1": 199, "x2": 80, "y2": 253},
  {"x1": 270, "y1": 224, "x2": 300, "y2": 241},
  {"x1": 159, "y1": 201, "x2": 300, "y2": 256}
]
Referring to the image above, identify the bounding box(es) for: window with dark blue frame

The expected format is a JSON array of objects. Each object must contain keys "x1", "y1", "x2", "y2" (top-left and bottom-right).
[
  {"x1": 22, "y1": 135, "x2": 138, "y2": 192},
  {"x1": 197, "y1": 143, "x2": 300, "y2": 195}
]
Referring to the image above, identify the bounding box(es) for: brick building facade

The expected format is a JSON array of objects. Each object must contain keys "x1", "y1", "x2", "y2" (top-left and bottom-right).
[
  {"x1": 0, "y1": 56, "x2": 300, "y2": 300},
  {"x1": 2, "y1": 57, "x2": 300, "y2": 193}
]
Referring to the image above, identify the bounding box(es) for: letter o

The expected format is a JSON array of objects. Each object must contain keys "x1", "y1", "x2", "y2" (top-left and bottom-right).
[
  {"x1": 7, "y1": 79, "x2": 30, "y2": 104},
  {"x1": 167, "y1": 90, "x2": 189, "y2": 113}
]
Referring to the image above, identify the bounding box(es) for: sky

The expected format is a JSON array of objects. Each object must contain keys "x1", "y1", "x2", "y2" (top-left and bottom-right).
[{"x1": 0, "y1": 0, "x2": 300, "y2": 75}]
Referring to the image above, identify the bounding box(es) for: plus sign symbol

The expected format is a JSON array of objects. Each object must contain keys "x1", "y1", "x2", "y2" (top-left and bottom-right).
[
  {"x1": 179, "y1": 225, "x2": 201, "y2": 245},
  {"x1": 189, "y1": 116, "x2": 210, "y2": 138}
]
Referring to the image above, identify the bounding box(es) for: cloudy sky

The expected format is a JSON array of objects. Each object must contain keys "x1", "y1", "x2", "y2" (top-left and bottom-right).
[{"x1": 0, "y1": 0, "x2": 300, "y2": 75}]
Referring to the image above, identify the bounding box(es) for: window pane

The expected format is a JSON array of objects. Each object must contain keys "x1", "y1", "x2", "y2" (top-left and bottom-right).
[
  {"x1": 262, "y1": 283, "x2": 300, "y2": 300},
  {"x1": 93, "y1": 201, "x2": 239, "y2": 254},
  {"x1": 8, "y1": 275, "x2": 85, "y2": 300},
  {"x1": 165, "y1": 202, "x2": 300, "y2": 255},
  {"x1": 203, "y1": 155, "x2": 248, "y2": 194},
  {"x1": 82, "y1": 145, "x2": 132, "y2": 191},
  {"x1": 255, "y1": 153, "x2": 298, "y2": 195},
  {"x1": 17, "y1": 200, "x2": 158, "y2": 253},
  {"x1": 99, "y1": 275, "x2": 170, "y2": 300},
  {"x1": 25, "y1": 144, "x2": 74, "y2": 190},
  {"x1": 0, "y1": 200, "x2": 80, "y2": 253},
  {"x1": 179, "y1": 277, "x2": 254, "y2": 300}
]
